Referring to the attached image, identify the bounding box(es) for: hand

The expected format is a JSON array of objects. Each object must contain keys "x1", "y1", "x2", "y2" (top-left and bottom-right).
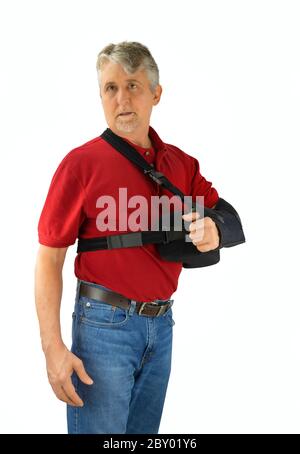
[
  {"x1": 182, "y1": 211, "x2": 220, "y2": 252},
  {"x1": 45, "y1": 342, "x2": 93, "y2": 407}
]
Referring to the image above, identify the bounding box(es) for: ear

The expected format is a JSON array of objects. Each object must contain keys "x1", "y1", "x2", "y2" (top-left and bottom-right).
[{"x1": 153, "y1": 84, "x2": 162, "y2": 106}]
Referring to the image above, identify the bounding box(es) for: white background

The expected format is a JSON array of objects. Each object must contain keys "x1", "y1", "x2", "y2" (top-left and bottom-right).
[{"x1": 0, "y1": 0, "x2": 299, "y2": 434}]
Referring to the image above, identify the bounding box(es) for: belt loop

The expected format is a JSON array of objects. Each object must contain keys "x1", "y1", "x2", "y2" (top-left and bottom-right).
[{"x1": 129, "y1": 300, "x2": 137, "y2": 316}]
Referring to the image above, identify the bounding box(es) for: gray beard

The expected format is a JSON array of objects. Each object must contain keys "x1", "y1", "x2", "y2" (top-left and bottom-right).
[{"x1": 115, "y1": 113, "x2": 139, "y2": 133}]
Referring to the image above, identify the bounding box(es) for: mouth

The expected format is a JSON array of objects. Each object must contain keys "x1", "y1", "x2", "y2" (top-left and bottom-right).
[{"x1": 118, "y1": 112, "x2": 134, "y2": 117}]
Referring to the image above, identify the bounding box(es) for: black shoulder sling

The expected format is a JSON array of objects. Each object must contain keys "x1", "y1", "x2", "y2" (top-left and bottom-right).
[{"x1": 77, "y1": 128, "x2": 246, "y2": 268}]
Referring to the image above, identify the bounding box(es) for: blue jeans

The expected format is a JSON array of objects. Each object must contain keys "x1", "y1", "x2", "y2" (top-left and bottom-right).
[{"x1": 67, "y1": 279, "x2": 175, "y2": 434}]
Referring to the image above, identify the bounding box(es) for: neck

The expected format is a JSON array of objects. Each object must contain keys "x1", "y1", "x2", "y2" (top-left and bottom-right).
[
  {"x1": 127, "y1": 136, "x2": 152, "y2": 148},
  {"x1": 110, "y1": 127, "x2": 152, "y2": 148}
]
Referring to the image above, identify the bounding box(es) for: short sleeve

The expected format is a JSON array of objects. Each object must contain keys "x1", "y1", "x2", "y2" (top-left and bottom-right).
[
  {"x1": 190, "y1": 157, "x2": 219, "y2": 208},
  {"x1": 38, "y1": 156, "x2": 86, "y2": 247}
]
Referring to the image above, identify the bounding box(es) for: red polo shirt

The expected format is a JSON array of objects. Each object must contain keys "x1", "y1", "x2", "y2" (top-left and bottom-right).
[{"x1": 38, "y1": 125, "x2": 219, "y2": 301}]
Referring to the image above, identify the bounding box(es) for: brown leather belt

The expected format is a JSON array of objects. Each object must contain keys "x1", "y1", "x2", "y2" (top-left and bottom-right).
[{"x1": 79, "y1": 282, "x2": 172, "y2": 317}]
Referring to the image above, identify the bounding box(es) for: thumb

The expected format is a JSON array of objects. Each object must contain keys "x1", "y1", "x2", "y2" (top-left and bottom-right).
[{"x1": 74, "y1": 360, "x2": 94, "y2": 385}]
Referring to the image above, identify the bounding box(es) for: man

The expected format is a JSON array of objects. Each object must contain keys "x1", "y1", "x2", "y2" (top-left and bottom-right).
[{"x1": 35, "y1": 41, "x2": 221, "y2": 434}]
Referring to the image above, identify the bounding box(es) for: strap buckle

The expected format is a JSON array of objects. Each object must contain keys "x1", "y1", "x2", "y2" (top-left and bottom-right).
[
  {"x1": 144, "y1": 169, "x2": 165, "y2": 185},
  {"x1": 107, "y1": 232, "x2": 143, "y2": 249},
  {"x1": 162, "y1": 230, "x2": 170, "y2": 244}
]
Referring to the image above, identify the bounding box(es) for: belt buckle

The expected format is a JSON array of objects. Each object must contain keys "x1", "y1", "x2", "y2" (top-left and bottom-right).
[
  {"x1": 138, "y1": 302, "x2": 148, "y2": 315},
  {"x1": 156, "y1": 305, "x2": 166, "y2": 316},
  {"x1": 138, "y1": 300, "x2": 171, "y2": 317}
]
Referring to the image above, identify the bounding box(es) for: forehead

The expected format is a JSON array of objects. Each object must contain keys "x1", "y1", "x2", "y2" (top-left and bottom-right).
[{"x1": 100, "y1": 61, "x2": 148, "y2": 86}]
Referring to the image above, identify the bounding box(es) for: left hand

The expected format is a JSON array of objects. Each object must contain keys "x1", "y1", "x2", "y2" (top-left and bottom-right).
[{"x1": 182, "y1": 211, "x2": 220, "y2": 252}]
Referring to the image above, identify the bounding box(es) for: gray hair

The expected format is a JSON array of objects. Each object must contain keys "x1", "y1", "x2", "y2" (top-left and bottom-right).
[{"x1": 96, "y1": 41, "x2": 159, "y2": 93}]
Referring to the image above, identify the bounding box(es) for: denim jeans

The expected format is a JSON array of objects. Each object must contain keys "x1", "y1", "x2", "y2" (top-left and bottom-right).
[{"x1": 67, "y1": 279, "x2": 175, "y2": 434}]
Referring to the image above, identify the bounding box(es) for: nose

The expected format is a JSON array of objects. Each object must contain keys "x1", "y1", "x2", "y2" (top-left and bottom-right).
[{"x1": 116, "y1": 87, "x2": 130, "y2": 105}]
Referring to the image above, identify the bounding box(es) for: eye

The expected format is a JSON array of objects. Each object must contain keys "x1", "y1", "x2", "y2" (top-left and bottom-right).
[
  {"x1": 106, "y1": 85, "x2": 116, "y2": 92},
  {"x1": 129, "y1": 83, "x2": 137, "y2": 89}
]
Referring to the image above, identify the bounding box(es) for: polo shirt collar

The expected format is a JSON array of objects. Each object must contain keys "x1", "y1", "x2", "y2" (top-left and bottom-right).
[{"x1": 148, "y1": 125, "x2": 166, "y2": 153}]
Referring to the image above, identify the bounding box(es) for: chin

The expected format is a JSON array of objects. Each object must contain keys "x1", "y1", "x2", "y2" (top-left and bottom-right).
[{"x1": 114, "y1": 118, "x2": 139, "y2": 134}]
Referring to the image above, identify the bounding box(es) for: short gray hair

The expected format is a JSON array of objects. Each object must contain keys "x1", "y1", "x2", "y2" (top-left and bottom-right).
[{"x1": 96, "y1": 41, "x2": 159, "y2": 93}]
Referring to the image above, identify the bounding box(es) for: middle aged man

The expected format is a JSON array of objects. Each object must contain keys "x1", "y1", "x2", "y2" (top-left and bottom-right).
[{"x1": 35, "y1": 41, "x2": 233, "y2": 434}]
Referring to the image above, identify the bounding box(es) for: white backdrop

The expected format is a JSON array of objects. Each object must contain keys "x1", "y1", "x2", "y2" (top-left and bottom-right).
[{"x1": 0, "y1": 0, "x2": 299, "y2": 434}]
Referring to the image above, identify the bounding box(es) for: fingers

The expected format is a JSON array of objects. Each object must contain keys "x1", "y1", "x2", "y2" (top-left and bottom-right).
[
  {"x1": 185, "y1": 216, "x2": 219, "y2": 250},
  {"x1": 62, "y1": 380, "x2": 84, "y2": 407},
  {"x1": 182, "y1": 211, "x2": 200, "y2": 223},
  {"x1": 55, "y1": 357, "x2": 94, "y2": 406},
  {"x1": 182, "y1": 214, "x2": 203, "y2": 235},
  {"x1": 195, "y1": 242, "x2": 214, "y2": 252},
  {"x1": 51, "y1": 382, "x2": 82, "y2": 407},
  {"x1": 191, "y1": 236, "x2": 205, "y2": 245},
  {"x1": 73, "y1": 358, "x2": 94, "y2": 386},
  {"x1": 47, "y1": 350, "x2": 93, "y2": 406},
  {"x1": 188, "y1": 220, "x2": 205, "y2": 242}
]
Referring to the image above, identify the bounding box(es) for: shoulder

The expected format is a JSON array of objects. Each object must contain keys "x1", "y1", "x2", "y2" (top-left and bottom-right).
[
  {"x1": 54, "y1": 135, "x2": 112, "y2": 176},
  {"x1": 164, "y1": 142, "x2": 198, "y2": 170},
  {"x1": 60, "y1": 135, "x2": 103, "y2": 165}
]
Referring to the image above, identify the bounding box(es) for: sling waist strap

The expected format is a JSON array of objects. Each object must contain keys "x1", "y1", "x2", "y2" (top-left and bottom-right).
[{"x1": 77, "y1": 228, "x2": 184, "y2": 253}]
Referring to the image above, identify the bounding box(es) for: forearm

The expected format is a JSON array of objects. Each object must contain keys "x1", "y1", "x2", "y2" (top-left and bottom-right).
[{"x1": 34, "y1": 249, "x2": 66, "y2": 354}]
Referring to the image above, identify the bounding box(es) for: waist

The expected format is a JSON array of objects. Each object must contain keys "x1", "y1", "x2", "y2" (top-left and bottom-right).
[
  {"x1": 74, "y1": 248, "x2": 182, "y2": 301},
  {"x1": 77, "y1": 280, "x2": 173, "y2": 317}
]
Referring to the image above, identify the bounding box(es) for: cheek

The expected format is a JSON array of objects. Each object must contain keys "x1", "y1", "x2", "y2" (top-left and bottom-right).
[{"x1": 103, "y1": 102, "x2": 116, "y2": 117}]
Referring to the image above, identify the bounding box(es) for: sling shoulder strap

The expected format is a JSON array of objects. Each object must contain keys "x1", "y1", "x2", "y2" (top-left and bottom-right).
[{"x1": 101, "y1": 128, "x2": 186, "y2": 201}]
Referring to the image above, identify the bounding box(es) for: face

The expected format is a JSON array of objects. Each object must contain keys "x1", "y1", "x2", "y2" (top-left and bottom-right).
[{"x1": 99, "y1": 61, "x2": 162, "y2": 139}]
